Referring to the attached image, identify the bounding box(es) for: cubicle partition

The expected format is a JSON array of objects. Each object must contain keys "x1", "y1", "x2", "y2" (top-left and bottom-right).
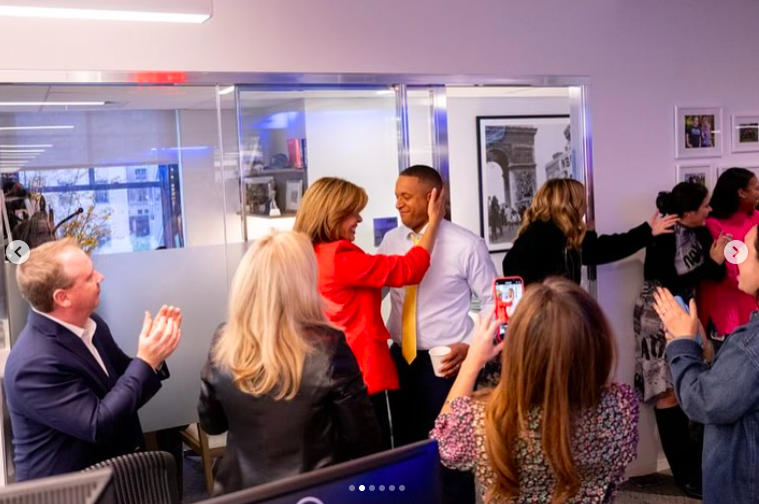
[{"x1": 0, "y1": 73, "x2": 594, "y2": 485}]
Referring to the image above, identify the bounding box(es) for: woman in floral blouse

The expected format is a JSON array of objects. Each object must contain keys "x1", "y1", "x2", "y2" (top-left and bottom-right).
[{"x1": 430, "y1": 278, "x2": 639, "y2": 503}]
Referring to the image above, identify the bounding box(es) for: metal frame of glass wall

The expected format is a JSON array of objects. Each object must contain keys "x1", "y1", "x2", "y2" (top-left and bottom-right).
[
  {"x1": 0, "y1": 71, "x2": 594, "y2": 229},
  {"x1": 0, "y1": 71, "x2": 595, "y2": 484}
]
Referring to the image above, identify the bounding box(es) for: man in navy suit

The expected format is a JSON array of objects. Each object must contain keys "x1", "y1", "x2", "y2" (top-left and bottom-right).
[{"x1": 4, "y1": 238, "x2": 182, "y2": 480}]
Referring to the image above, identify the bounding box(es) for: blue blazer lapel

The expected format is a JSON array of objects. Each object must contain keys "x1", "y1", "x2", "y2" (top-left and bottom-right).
[
  {"x1": 27, "y1": 311, "x2": 112, "y2": 390},
  {"x1": 91, "y1": 331, "x2": 119, "y2": 384}
]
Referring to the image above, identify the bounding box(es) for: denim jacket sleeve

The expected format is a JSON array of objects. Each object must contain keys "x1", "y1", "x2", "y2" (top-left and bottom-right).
[{"x1": 666, "y1": 330, "x2": 759, "y2": 425}]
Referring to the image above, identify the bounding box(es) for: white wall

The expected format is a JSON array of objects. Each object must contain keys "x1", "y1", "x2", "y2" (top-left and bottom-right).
[
  {"x1": 6, "y1": 0, "x2": 759, "y2": 476},
  {"x1": 304, "y1": 97, "x2": 399, "y2": 251}
]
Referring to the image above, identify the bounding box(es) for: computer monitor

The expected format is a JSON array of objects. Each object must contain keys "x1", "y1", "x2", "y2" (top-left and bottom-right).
[
  {"x1": 0, "y1": 468, "x2": 115, "y2": 504},
  {"x1": 202, "y1": 440, "x2": 442, "y2": 504}
]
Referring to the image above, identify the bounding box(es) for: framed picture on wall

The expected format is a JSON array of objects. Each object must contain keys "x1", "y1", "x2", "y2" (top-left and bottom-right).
[
  {"x1": 285, "y1": 179, "x2": 303, "y2": 212},
  {"x1": 731, "y1": 114, "x2": 759, "y2": 153},
  {"x1": 675, "y1": 106, "x2": 722, "y2": 159},
  {"x1": 476, "y1": 115, "x2": 573, "y2": 252},
  {"x1": 676, "y1": 163, "x2": 714, "y2": 189},
  {"x1": 716, "y1": 165, "x2": 759, "y2": 181}
]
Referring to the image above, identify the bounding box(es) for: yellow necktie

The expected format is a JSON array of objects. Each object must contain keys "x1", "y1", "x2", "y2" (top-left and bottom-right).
[{"x1": 402, "y1": 234, "x2": 420, "y2": 364}]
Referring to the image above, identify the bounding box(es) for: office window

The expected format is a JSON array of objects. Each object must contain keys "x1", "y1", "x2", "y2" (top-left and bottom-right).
[
  {"x1": 17, "y1": 164, "x2": 183, "y2": 254},
  {"x1": 94, "y1": 179, "x2": 109, "y2": 204}
]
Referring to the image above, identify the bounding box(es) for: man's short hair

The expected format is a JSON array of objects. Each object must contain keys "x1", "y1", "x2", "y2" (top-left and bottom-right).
[
  {"x1": 399, "y1": 165, "x2": 444, "y2": 191},
  {"x1": 16, "y1": 238, "x2": 79, "y2": 313}
]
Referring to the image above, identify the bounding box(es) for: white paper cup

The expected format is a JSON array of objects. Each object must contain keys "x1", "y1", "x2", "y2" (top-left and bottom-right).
[{"x1": 429, "y1": 346, "x2": 452, "y2": 378}]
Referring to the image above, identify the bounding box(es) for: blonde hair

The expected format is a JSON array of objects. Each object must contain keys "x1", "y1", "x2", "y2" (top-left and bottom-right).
[
  {"x1": 518, "y1": 179, "x2": 587, "y2": 249},
  {"x1": 293, "y1": 177, "x2": 368, "y2": 243},
  {"x1": 16, "y1": 238, "x2": 78, "y2": 313},
  {"x1": 212, "y1": 231, "x2": 330, "y2": 400},
  {"x1": 483, "y1": 278, "x2": 616, "y2": 504}
]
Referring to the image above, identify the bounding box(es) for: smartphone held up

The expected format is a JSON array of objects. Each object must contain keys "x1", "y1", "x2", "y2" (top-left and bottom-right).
[{"x1": 493, "y1": 276, "x2": 524, "y2": 344}]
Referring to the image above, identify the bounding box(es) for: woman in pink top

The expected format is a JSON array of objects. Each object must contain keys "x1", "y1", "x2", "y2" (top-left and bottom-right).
[{"x1": 698, "y1": 167, "x2": 759, "y2": 351}]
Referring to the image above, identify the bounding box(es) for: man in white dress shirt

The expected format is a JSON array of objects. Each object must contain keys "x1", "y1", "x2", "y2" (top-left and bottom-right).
[{"x1": 378, "y1": 165, "x2": 496, "y2": 504}]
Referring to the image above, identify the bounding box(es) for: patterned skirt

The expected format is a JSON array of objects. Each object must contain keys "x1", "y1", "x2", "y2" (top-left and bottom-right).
[{"x1": 633, "y1": 281, "x2": 673, "y2": 403}]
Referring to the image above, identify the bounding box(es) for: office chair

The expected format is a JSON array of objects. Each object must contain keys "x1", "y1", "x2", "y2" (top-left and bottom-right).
[{"x1": 84, "y1": 451, "x2": 179, "y2": 504}]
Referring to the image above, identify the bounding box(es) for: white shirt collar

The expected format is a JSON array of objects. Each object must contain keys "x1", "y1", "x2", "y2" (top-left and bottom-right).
[{"x1": 32, "y1": 308, "x2": 97, "y2": 342}]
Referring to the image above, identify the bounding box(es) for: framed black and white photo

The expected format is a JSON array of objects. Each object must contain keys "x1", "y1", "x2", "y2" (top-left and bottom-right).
[
  {"x1": 675, "y1": 106, "x2": 722, "y2": 159},
  {"x1": 477, "y1": 115, "x2": 574, "y2": 252},
  {"x1": 676, "y1": 164, "x2": 714, "y2": 190},
  {"x1": 731, "y1": 114, "x2": 759, "y2": 153}
]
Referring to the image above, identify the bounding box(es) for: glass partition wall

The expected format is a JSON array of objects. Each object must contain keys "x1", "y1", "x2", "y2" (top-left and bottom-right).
[{"x1": 0, "y1": 75, "x2": 592, "y2": 485}]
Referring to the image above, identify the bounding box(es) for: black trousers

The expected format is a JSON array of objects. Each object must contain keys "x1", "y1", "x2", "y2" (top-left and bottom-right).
[{"x1": 389, "y1": 344, "x2": 475, "y2": 504}]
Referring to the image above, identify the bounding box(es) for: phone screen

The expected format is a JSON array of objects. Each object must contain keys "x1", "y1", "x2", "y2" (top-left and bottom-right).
[{"x1": 493, "y1": 276, "x2": 525, "y2": 343}]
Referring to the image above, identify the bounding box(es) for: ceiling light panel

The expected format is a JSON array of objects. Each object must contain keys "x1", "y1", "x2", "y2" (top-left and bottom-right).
[
  {"x1": 0, "y1": 101, "x2": 104, "y2": 106},
  {"x1": 0, "y1": 125, "x2": 74, "y2": 131},
  {"x1": 0, "y1": 0, "x2": 212, "y2": 23}
]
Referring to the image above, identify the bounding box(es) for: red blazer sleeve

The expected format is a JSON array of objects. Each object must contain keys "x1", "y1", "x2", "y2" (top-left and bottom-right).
[{"x1": 333, "y1": 241, "x2": 431, "y2": 288}]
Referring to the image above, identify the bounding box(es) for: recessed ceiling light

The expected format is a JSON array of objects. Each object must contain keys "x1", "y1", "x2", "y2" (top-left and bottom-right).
[
  {"x1": 0, "y1": 125, "x2": 74, "y2": 131},
  {"x1": 0, "y1": 6, "x2": 210, "y2": 23},
  {"x1": 0, "y1": 101, "x2": 105, "y2": 106},
  {"x1": 218, "y1": 86, "x2": 235, "y2": 96},
  {"x1": 0, "y1": 149, "x2": 44, "y2": 153}
]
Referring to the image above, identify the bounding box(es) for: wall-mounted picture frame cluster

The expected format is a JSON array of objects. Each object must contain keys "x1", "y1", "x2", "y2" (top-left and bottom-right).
[{"x1": 674, "y1": 106, "x2": 759, "y2": 191}]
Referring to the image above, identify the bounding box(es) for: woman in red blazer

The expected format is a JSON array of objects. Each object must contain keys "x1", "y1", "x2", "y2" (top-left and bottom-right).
[{"x1": 294, "y1": 177, "x2": 445, "y2": 448}]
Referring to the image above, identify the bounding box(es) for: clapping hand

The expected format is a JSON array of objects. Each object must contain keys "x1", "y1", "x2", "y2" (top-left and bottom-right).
[
  {"x1": 651, "y1": 287, "x2": 698, "y2": 342},
  {"x1": 136, "y1": 305, "x2": 182, "y2": 370}
]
